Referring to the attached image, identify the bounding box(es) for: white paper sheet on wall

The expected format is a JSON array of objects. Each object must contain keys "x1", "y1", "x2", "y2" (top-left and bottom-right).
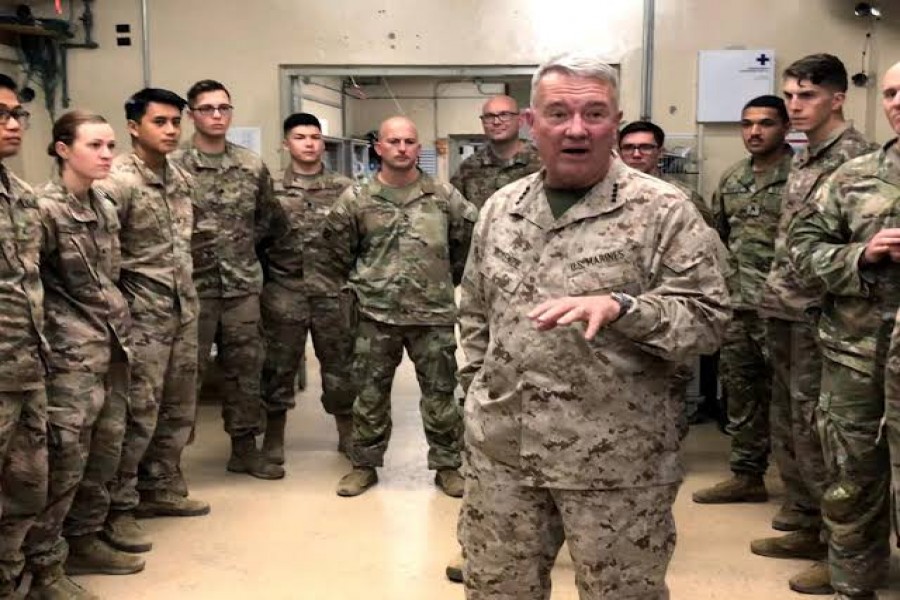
[
  {"x1": 697, "y1": 49, "x2": 775, "y2": 123},
  {"x1": 226, "y1": 127, "x2": 262, "y2": 155}
]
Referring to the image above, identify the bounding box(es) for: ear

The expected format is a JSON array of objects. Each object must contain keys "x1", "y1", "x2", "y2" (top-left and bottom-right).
[
  {"x1": 126, "y1": 119, "x2": 140, "y2": 139},
  {"x1": 186, "y1": 109, "x2": 196, "y2": 123},
  {"x1": 373, "y1": 140, "x2": 384, "y2": 158},
  {"x1": 523, "y1": 108, "x2": 535, "y2": 129},
  {"x1": 54, "y1": 140, "x2": 70, "y2": 161},
  {"x1": 832, "y1": 91, "x2": 847, "y2": 112}
]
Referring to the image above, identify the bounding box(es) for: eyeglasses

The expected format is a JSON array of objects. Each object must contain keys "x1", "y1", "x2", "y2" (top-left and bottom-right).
[
  {"x1": 191, "y1": 104, "x2": 234, "y2": 117},
  {"x1": 620, "y1": 143, "x2": 658, "y2": 154},
  {"x1": 0, "y1": 105, "x2": 30, "y2": 128},
  {"x1": 479, "y1": 111, "x2": 519, "y2": 124}
]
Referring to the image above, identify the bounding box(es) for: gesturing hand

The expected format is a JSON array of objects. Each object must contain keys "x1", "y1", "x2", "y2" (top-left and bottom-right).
[{"x1": 527, "y1": 295, "x2": 622, "y2": 340}]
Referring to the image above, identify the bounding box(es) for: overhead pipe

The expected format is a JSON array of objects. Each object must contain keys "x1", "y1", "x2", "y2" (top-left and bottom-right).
[
  {"x1": 140, "y1": 0, "x2": 150, "y2": 87},
  {"x1": 640, "y1": 0, "x2": 655, "y2": 120}
]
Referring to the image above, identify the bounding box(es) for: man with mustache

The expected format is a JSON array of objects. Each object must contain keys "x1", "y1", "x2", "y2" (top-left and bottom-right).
[{"x1": 694, "y1": 95, "x2": 792, "y2": 508}]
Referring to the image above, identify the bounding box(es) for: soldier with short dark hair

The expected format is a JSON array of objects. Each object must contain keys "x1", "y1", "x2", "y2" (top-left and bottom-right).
[
  {"x1": 450, "y1": 95, "x2": 541, "y2": 210},
  {"x1": 787, "y1": 59, "x2": 900, "y2": 600},
  {"x1": 0, "y1": 73, "x2": 51, "y2": 599},
  {"x1": 173, "y1": 79, "x2": 282, "y2": 480},
  {"x1": 258, "y1": 112, "x2": 355, "y2": 463},
  {"x1": 98, "y1": 87, "x2": 210, "y2": 559},
  {"x1": 753, "y1": 53, "x2": 877, "y2": 596},
  {"x1": 693, "y1": 95, "x2": 792, "y2": 506}
]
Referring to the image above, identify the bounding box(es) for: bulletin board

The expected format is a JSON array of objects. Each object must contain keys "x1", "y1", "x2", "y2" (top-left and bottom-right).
[{"x1": 697, "y1": 49, "x2": 775, "y2": 123}]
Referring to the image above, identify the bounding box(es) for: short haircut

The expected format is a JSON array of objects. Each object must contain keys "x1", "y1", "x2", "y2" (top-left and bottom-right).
[
  {"x1": 619, "y1": 121, "x2": 664, "y2": 147},
  {"x1": 743, "y1": 94, "x2": 789, "y2": 124},
  {"x1": 186, "y1": 79, "x2": 230, "y2": 105},
  {"x1": 0, "y1": 74, "x2": 17, "y2": 94},
  {"x1": 531, "y1": 53, "x2": 619, "y2": 107},
  {"x1": 283, "y1": 112, "x2": 322, "y2": 136},
  {"x1": 124, "y1": 88, "x2": 187, "y2": 122},
  {"x1": 784, "y1": 53, "x2": 848, "y2": 92}
]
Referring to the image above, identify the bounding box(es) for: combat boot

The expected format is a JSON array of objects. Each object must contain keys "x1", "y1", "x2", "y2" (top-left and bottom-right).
[
  {"x1": 65, "y1": 534, "x2": 145, "y2": 575},
  {"x1": 445, "y1": 552, "x2": 464, "y2": 583},
  {"x1": 27, "y1": 565, "x2": 98, "y2": 600},
  {"x1": 335, "y1": 414, "x2": 353, "y2": 456},
  {"x1": 772, "y1": 501, "x2": 816, "y2": 532},
  {"x1": 136, "y1": 489, "x2": 211, "y2": 518},
  {"x1": 692, "y1": 473, "x2": 767, "y2": 504},
  {"x1": 102, "y1": 510, "x2": 152, "y2": 553},
  {"x1": 227, "y1": 433, "x2": 285, "y2": 480},
  {"x1": 750, "y1": 530, "x2": 827, "y2": 560},
  {"x1": 262, "y1": 410, "x2": 287, "y2": 465},
  {"x1": 336, "y1": 467, "x2": 378, "y2": 497},
  {"x1": 435, "y1": 468, "x2": 464, "y2": 498},
  {"x1": 789, "y1": 562, "x2": 834, "y2": 595}
]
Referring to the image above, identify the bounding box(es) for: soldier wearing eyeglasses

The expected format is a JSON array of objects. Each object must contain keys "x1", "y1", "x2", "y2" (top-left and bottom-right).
[
  {"x1": 171, "y1": 80, "x2": 283, "y2": 480},
  {"x1": 450, "y1": 95, "x2": 541, "y2": 210},
  {"x1": 618, "y1": 120, "x2": 714, "y2": 226},
  {"x1": 0, "y1": 73, "x2": 51, "y2": 599}
]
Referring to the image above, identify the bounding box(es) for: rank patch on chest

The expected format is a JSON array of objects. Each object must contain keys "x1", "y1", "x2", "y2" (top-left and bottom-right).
[{"x1": 492, "y1": 246, "x2": 522, "y2": 269}]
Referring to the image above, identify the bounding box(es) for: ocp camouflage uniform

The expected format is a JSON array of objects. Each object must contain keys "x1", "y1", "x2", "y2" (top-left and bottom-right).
[
  {"x1": 0, "y1": 167, "x2": 49, "y2": 595},
  {"x1": 261, "y1": 167, "x2": 354, "y2": 415},
  {"x1": 450, "y1": 141, "x2": 541, "y2": 209},
  {"x1": 23, "y1": 180, "x2": 130, "y2": 573},
  {"x1": 97, "y1": 152, "x2": 199, "y2": 509},
  {"x1": 322, "y1": 171, "x2": 477, "y2": 469},
  {"x1": 760, "y1": 125, "x2": 876, "y2": 532},
  {"x1": 710, "y1": 149, "x2": 792, "y2": 478},
  {"x1": 457, "y1": 160, "x2": 730, "y2": 599},
  {"x1": 885, "y1": 297, "x2": 900, "y2": 559},
  {"x1": 172, "y1": 142, "x2": 275, "y2": 438},
  {"x1": 788, "y1": 141, "x2": 896, "y2": 597}
]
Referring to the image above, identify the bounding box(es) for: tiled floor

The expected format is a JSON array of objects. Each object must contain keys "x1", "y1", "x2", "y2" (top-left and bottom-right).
[{"x1": 78, "y1": 354, "x2": 900, "y2": 599}]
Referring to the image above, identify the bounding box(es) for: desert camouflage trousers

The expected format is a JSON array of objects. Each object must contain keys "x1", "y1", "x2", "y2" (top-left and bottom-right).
[{"x1": 458, "y1": 446, "x2": 678, "y2": 599}]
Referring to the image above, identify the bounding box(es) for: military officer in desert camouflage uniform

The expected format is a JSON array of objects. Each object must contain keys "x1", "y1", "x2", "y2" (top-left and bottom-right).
[
  {"x1": 450, "y1": 94, "x2": 541, "y2": 210},
  {"x1": 0, "y1": 73, "x2": 50, "y2": 599},
  {"x1": 326, "y1": 115, "x2": 478, "y2": 498},
  {"x1": 173, "y1": 79, "x2": 282, "y2": 480},
  {"x1": 259, "y1": 112, "x2": 355, "y2": 464},
  {"x1": 457, "y1": 53, "x2": 730, "y2": 599}
]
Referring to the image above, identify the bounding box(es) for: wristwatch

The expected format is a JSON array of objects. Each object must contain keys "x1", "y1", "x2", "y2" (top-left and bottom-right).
[{"x1": 610, "y1": 292, "x2": 635, "y2": 321}]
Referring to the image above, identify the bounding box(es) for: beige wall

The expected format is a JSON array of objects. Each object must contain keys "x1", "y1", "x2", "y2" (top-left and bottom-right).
[{"x1": 8, "y1": 0, "x2": 900, "y2": 194}]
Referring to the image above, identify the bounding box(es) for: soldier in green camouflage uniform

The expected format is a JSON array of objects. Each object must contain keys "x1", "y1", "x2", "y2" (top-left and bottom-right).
[
  {"x1": 458, "y1": 56, "x2": 730, "y2": 599},
  {"x1": 693, "y1": 96, "x2": 792, "y2": 505},
  {"x1": 0, "y1": 77, "x2": 51, "y2": 599},
  {"x1": 327, "y1": 116, "x2": 477, "y2": 498},
  {"x1": 259, "y1": 113, "x2": 355, "y2": 463},
  {"x1": 618, "y1": 120, "x2": 715, "y2": 227},
  {"x1": 788, "y1": 61, "x2": 900, "y2": 600},
  {"x1": 24, "y1": 113, "x2": 142, "y2": 595},
  {"x1": 174, "y1": 80, "x2": 282, "y2": 480},
  {"x1": 450, "y1": 95, "x2": 541, "y2": 210},
  {"x1": 753, "y1": 55, "x2": 878, "y2": 596},
  {"x1": 97, "y1": 89, "x2": 210, "y2": 559}
]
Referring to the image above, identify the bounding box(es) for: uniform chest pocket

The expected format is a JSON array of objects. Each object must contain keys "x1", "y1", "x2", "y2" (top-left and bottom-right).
[{"x1": 565, "y1": 263, "x2": 641, "y2": 297}]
